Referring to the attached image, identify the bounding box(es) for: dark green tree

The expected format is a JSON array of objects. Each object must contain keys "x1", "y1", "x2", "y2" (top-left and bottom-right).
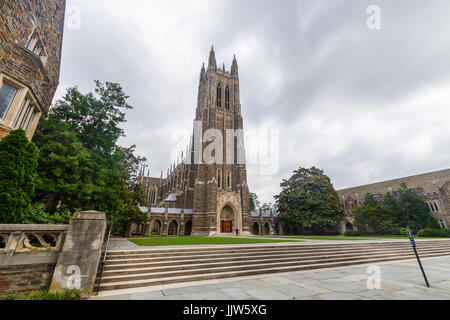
[
  {"x1": 0, "y1": 129, "x2": 39, "y2": 223},
  {"x1": 353, "y1": 205, "x2": 396, "y2": 234},
  {"x1": 33, "y1": 81, "x2": 146, "y2": 224},
  {"x1": 275, "y1": 167, "x2": 344, "y2": 233},
  {"x1": 382, "y1": 192, "x2": 402, "y2": 224},
  {"x1": 33, "y1": 119, "x2": 94, "y2": 212},
  {"x1": 364, "y1": 193, "x2": 377, "y2": 207},
  {"x1": 426, "y1": 216, "x2": 441, "y2": 229},
  {"x1": 397, "y1": 182, "x2": 429, "y2": 228}
]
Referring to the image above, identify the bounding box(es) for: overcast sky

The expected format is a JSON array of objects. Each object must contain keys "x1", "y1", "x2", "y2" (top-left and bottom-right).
[{"x1": 55, "y1": 0, "x2": 450, "y2": 204}]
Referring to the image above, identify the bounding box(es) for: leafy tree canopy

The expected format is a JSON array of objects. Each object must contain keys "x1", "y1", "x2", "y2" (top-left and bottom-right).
[
  {"x1": 397, "y1": 182, "x2": 429, "y2": 228},
  {"x1": 364, "y1": 193, "x2": 377, "y2": 207},
  {"x1": 0, "y1": 129, "x2": 39, "y2": 223},
  {"x1": 33, "y1": 81, "x2": 147, "y2": 224},
  {"x1": 275, "y1": 167, "x2": 344, "y2": 230}
]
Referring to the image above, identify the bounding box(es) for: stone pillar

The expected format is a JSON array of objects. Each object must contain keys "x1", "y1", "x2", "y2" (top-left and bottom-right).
[{"x1": 49, "y1": 211, "x2": 106, "y2": 298}]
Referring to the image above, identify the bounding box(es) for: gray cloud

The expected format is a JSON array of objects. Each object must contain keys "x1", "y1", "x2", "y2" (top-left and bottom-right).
[{"x1": 56, "y1": 0, "x2": 450, "y2": 203}]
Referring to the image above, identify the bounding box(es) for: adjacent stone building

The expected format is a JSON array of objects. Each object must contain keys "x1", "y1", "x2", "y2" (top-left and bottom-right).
[
  {"x1": 138, "y1": 47, "x2": 253, "y2": 237},
  {"x1": 337, "y1": 168, "x2": 450, "y2": 233},
  {"x1": 0, "y1": 0, "x2": 66, "y2": 140}
]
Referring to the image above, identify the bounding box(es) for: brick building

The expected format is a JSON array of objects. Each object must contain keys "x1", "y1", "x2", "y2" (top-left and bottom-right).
[
  {"x1": 137, "y1": 47, "x2": 253, "y2": 237},
  {"x1": 0, "y1": 0, "x2": 65, "y2": 140},
  {"x1": 337, "y1": 168, "x2": 450, "y2": 233}
]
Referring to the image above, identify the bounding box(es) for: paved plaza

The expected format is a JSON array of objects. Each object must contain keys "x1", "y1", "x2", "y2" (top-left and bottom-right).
[{"x1": 92, "y1": 255, "x2": 450, "y2": 300}]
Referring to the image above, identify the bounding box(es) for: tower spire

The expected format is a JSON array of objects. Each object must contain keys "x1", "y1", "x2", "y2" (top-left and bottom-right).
[
  {"x1": 200, "y1": 62, "x2": 205, "y2": 79},
  {"x1": 208, "y1": 46, "x2": 217, "y2": 70},
  {"x1": 231, "y1": 54, "x2": 238, "y2": 76}
]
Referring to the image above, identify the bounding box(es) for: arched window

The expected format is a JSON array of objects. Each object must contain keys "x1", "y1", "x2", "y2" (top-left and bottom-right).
[
  {"x1": 216, "y1": 84, "x2": 222, "y2": 107},
  {"x1": 225, "y1": 87, "x2": 230, "y2": 110},
  {"x1": 217, "y1": 169, "x2": 222, "y2": 188},
  {"x1": 227, "y1": 171, "x2": 231, "y2": 187}
]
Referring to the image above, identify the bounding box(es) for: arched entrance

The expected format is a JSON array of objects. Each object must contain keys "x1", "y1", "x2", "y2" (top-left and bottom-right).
[
  {"x1": 219, "y1": 205, "x2": 234, "y2": 233},
  {"x1": 184, "y1": 220, "x2": 193, "y2": 236},
  {"x1": 274, "y1": 223, "x2": 280, "y2": 235},
  {"x1": 345, "y1": 223, "x2": 354, "y2": 231},
  {"x1": 252, "y1": 222, "x2": 260, "y2": 235},
  {"x1": 264, "y1": 223, "x2": 270, "y2": 235},
  {"x1": 168, "y1": 220, "x2": 178, "y2": 236},
  {"x1": 151, "y1": 219, "x2": 162, "y2": 236}
]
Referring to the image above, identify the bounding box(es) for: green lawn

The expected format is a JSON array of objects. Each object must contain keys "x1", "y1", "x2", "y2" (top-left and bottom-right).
[
  {"x1": 129, "y1": 236, "x2": 300, "y2": 246},
  {"x1": 260, "y1": 235, "x2": 446, "y2": 241}
]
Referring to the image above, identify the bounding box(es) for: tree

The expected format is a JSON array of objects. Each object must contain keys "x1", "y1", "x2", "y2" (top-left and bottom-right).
[
  {"x1": 0, "y1": 129, "x2": 39, "y2": 223},
  {"x1": 397, "y1": 182, "x2": 429, "y2": 229},
  {"x1": 50, "y1": 81, "x2": 131, "y2": 155},
  {"x1": 33, "y1": 81, "x2": 146, "y2": 224},
  {"x1": 33, "y1": 119, "x2": 94, "y2": 212},
  {"x1": 275, "y1": 167, "x2": 344, "y2": 233},
  {"x1": 364, "y1": 193, "x2": 377, "y2": 207},
  {"x1": 249, "y1": 192, "x2": 260, "y2": 211},
  {"x1": 382, "y1": 192, "x2": 402, "y2": 225},
  {"x1": 353, "y1": 205, "x2": 396, "y2": 234}
]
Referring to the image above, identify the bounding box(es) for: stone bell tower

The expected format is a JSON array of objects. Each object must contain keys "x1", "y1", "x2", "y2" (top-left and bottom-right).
[{"x1": 189, "y1": 46, "x2": 251, "y2": 236}]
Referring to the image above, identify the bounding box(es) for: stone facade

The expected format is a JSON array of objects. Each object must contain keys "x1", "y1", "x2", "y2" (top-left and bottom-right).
[
  {"x1": 139, "y1": 47, "x2": 251, "y2": 236},
  {"x1": 0, "y1": 0, "x2": 65, "y2": 139},
  {"x1": 337, "y1": 168, "x2": 450, "y2": 233},
  {"x1": 0, "y1": 211, "x2": 106, "y2": 297}
]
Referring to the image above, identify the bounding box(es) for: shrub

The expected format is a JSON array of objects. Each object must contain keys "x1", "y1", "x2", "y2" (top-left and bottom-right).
[
  {"x1": 22, "y1": 203, "x2": 72, "y2": 224},
  {"x1": 344, "y1": 230, "x2": 360, "y2": 236},
  {"x1": 399, "y1": 227, "x2": 412, "y2": 235},
  {"x1": 417, "y1": 228, "x2": 450, "y2": 238},
  {"x1": 0, "y1": 129, "x2": 39, "y2": 223},
  {"x1": 3, "y1": 289, "x2": 81, "y2": 300},
  {"x1": 426, "y1": 216, "x2": 441, "y2": 229}
]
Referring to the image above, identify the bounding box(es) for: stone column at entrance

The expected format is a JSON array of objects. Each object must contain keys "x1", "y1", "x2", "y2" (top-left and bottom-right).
[{"x1": 50, "y1": 211, "x2": 106, "y2": 298}]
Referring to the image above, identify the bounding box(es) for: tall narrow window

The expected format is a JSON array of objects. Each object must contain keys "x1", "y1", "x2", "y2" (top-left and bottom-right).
[
  {"x1": 227, "y1": 173, "x2": 230, "y2": 187},
  {"x1": 218, "y1": 170, "x2": 222, "y2": 188},
  {"x1": 19, "y1": 104, "x2": 32, "y2": 128},
  {"x1": 225, "y1": 87, "x2": 230, "y2": 110},
  {"x1": 0, "y1": 83, "x2": 18, "y2": 119},
  {"x1": 216, "y1": 84, "x2": 222, "y2": 107},
  {"x1": 13, "y1": 98, "x2": 28, "y2": 128},
  {"x1": 25, "y1": 109, "x2": 36, "y2": 132}
]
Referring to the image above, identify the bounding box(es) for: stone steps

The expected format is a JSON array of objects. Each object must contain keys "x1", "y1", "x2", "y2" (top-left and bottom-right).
[
  {"x1": 103, "y1": 242, "x2": 450, "y2": 265},
  {"x1": 96, "y1": 240, "x2": 450, "y2": 293},
  {"x1": 102, "y1": 243, "x2": 450, "y2": 270}
]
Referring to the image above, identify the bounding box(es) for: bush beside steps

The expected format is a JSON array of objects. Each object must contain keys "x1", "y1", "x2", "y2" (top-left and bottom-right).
[
  {"x1": 417, "y1": 228, "x2": 450, "y2": 238},
  {"x1": 3, "y1": 289, "x2": 81, "y2": 300},
  {"x1": 344, "y1": 230, "x2": 360, "y2": 236}
]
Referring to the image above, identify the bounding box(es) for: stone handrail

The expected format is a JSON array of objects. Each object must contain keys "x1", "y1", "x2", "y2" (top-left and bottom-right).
[{"x1": 0, "y1": 224, "x2": 68, "y2": 256}]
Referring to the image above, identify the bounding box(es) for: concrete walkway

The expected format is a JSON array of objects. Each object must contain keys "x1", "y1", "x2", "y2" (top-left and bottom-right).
[{"x1": 91, "y1": 256, "x2": 450, "y2": 300}]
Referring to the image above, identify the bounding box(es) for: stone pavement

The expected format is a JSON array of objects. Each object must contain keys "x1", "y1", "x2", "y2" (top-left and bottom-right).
[{"x1": 91, "y1": 256, "x2": 450, "y2": 300}]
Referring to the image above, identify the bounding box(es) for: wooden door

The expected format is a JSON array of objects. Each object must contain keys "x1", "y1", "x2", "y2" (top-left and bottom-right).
[{"x1": 225, "y1": 220, "x2": 232, "y2": 233}]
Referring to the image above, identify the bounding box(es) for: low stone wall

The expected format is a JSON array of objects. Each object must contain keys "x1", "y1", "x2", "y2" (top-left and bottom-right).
[
  {"x1": 0, "y1": 264, "x2": 55, "y2": 295},
  {"x1": 0, "y1": 211, "x2": 106, "y2": 298}
]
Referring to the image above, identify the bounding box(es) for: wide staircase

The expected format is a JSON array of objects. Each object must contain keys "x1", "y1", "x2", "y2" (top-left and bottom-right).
[{"x1": 96, "y1": 240, "x2": 450, "y2": 293}]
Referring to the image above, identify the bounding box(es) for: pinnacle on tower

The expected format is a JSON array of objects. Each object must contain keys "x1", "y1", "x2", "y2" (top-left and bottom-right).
[
  {"x1": 231, "y1": 54, "x2": 238, "y2": 76},
  {"x1": 208, "y1": 46, "x2": 217, "y2": 70},
  {"x1": 200, "y1": 62, "x2": 206, "y2": 78}
]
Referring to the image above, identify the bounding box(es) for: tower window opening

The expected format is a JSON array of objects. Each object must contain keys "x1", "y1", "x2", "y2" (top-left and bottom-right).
[
  {"x1": 216, "y1": 84, "x2": 222, "y2": 107},
  {"x1": 225, "y1": 87, "x2": 230, "y2": 110}
]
